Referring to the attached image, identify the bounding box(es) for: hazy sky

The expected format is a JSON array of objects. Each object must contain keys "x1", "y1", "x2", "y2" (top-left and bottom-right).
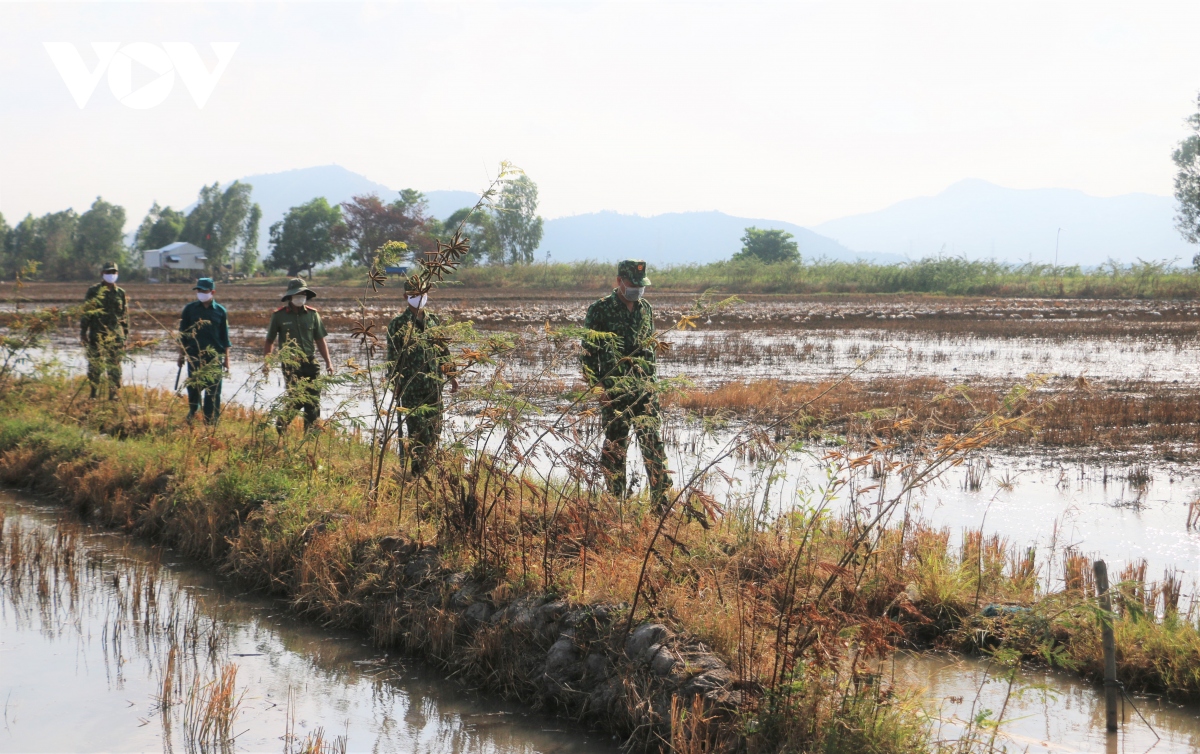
[{"x1": 2, "y1": 1, "x2": 1199, "y2": 229}]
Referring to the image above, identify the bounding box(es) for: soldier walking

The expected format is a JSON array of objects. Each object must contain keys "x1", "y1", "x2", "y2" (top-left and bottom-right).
[
  {"x1": 263, "y1": 278, "x2": 335, "y2": 432},
  {"x1": 177, "y1": 277, "x2": 230, "y2": 423},
  {"x1": 386, "y1": 279, "x2": 457, "y2": 475},
  {"x1": 581, "y1": 259, "x2": 672, "y2": 510},
  {"x1": 80, "y1": 261, "x2": 128, "y2": 400}
]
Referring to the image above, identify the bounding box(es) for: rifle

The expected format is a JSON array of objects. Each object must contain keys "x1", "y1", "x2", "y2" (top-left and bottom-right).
[{"x1": 174, "y1": 361, "x2": 183, "y2": 392}]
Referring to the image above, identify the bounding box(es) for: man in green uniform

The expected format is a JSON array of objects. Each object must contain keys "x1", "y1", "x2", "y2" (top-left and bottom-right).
[
  {"x1": 386, "y1": 278, "x2": 457, "y2": 475},
  {"x1": 263, "y1": 278, "x2": 335, "y2": 432},
  {"x1": 581, "y1": 259, "x2": 671, "y2": 510},
  {"x1": 80, "y1": 261, "x2": 128, "y2": 400},
  {"x1": 177, "y1": 277, "x2": 230, "y2": 423}
]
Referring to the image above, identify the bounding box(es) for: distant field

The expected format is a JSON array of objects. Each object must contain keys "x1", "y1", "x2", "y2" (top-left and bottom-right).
[
  {"x1": 7, "y1": 282, "x2": 1200, "y2": 341},
  {"x1": 12, "y1": 255, "x2": 1200, "y2": 299},
  {"x1": 365, "y1": 257, "x2": 1200, "y2": 298},
  {"x1": 7, "y1": 281, "x2": 1200, "y2": 339}
]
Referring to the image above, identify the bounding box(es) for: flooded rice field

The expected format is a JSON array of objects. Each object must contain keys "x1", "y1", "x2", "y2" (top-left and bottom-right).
[
  {"x1": 22, "y1": 329, "x2": 1200, "y2": 596},
  {"x1": 5, "y1": 492, "x2": 1200, "y2": 753},
  {"x1": 892, "y1": 652, "x2": 1200, "y2": 753},
  {"x1": 661, "y1": 434, "x2": 1200, "y2": 585},
  {"x1": 35, "y1": 317, "x2": 1200, "y2": 387},
  {"x1": 659, "y1": 329, "x2": 1200, "y2": 383},
  {"x1": 0, "y1": 492, "x2": 617, "y2": 754},
  {"x1": 8, "y1": 289, "x2": 1200, "y2": 751}
]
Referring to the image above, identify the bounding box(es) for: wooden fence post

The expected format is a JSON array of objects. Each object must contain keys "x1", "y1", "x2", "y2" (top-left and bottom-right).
[{"x1": 1092, "y1": 559, "x2": 1118, "y2": 733}]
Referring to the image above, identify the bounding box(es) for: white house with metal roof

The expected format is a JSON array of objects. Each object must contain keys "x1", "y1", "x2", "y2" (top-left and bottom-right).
[{"x1": 143, "y1": 242, "x2": 209, "y2": 272}]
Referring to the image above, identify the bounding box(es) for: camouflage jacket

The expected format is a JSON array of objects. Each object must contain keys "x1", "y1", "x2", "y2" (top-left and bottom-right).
[
  {"x1": 386, "y1": 309, "x2": 449, "y2": 400},
  {"x1": 80, "y1": 284, "x2": 129, "y2": 342},
  {"x1": 581, "y1": 290, "x2": 657, "y2": 393}
]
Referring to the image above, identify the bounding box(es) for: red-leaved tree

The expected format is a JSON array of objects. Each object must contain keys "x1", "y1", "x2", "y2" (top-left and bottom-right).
[{"x1": 336, "y1": 191, "x2": 434, "y2": 267}]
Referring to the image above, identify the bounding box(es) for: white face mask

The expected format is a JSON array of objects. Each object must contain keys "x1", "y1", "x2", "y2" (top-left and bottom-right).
[
  {"x1": 102, "y1": 273, "x2": 118, "y2": 284},
  {"x1": 622, "y1": 285, "x2": 645, "y2": 301},
  {"x1": 288, "y1": 295, "x2": 310, "y2": 307},
  {"x1": 196, "y1": 292, "x2": 213, "y2": 303},
  {"x1": 407, "y1": 294, "x2": 428, "y2": 310}
]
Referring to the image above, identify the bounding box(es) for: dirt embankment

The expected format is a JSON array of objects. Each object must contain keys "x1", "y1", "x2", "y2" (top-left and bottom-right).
[{"x1": 0, "y1": 422, "x2": 745, "y2": 752}]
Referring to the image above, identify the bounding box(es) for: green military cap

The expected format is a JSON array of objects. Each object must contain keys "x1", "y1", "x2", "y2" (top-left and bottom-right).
[
  {"x1": 282, "y1": 277, "x2": 317, "y2": 301},
  {"x1": 193, "y1": 277, "x2": 215, "y2": 292},
  {"x1": 617, "y1": 259, "x2": 651, "y2": 286},
  {"x1": 101, "y1": 261, "x2": 119, "y2": 273}
]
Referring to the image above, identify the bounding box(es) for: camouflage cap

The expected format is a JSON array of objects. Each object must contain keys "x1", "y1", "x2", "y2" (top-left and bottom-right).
[
  {"x1": 403, "y1": 276, "x2": 424, "y2": 294},
  {"x1": 617, "y1": 259, "x2": 651, "y2": 286},
  {"x1": 101, "y1": 261, "x2": 119, "y2": 273}
]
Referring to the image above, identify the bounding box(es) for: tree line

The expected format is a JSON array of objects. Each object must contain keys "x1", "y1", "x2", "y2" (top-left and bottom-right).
[{"x1": 0, "y1": 174, "x2": 544, "y2": 280}]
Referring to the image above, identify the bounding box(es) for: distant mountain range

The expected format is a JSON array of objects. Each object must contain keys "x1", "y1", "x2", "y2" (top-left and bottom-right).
[
  {"x1": 536, "y1": 210, "x2": 898, "y2": 265},
  {"x1": 813, "y1": 179, "x2": 1192, "y2": 267},
  {"x1": 227, "y1": 166, "x2": 1193, "y2": 267},
  {"x1": 233, "y1": 165, "x2": 893, "y2": 265}
]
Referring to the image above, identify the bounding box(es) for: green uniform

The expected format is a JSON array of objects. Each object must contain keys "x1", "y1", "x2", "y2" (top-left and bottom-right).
[
  {"x1": 386, "y1": 308, "x2": 450, "y2": 474},
  {"x1": 266, "y1": 305, "x2": 328, "y2": 430},
  {"x1": 80, "y1": 283, "x2": 128, "y2": 398},
  {"x1": 581, "y1": 290, "x2": 670, "y2": 507},
  {"x1": 179, "y1": 300, "x2": 230, "y2": 422}
]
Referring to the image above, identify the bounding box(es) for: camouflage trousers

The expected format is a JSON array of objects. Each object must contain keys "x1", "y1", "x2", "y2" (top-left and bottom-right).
[
  {"x1": 278, "y1": 360, "x2": 321, "y2": 431},
  {"x1": 600, "y1": 394, "x2": 671, "y2": 508},
  {"x1": 398, "y1": 390, "x2": 443, "y2": 476},
  {"x1": 86, "y1": 337, "x2": 123, "y2": 398}
]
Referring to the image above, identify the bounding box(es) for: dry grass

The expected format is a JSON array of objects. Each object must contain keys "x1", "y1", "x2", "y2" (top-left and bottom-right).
[
  {"x1": 182, "y1": 663, "x2": 243, "y2": 752},
  {"x1": 672, "y1": 377, "x2": 1200, "y2": 452},
  {"x1": 3, "y1": 376, "x2": 1199, "y2": 752},
  {"x1": 0, "y1": 377, "x2": 1041, "y2": 751}
]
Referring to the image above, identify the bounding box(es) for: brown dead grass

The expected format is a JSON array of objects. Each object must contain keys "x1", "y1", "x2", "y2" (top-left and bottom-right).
[{"x1": 672, "y1": 377, "x2": 1200, "y2": 452}]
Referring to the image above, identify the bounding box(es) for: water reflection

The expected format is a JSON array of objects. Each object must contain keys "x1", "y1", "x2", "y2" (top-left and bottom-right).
[
  {"x1": 893, "y1": 651, "x2": 1200, "y2": 754},
  {"x1": 0, "y1": 493, "x2": 616, "y2": 754}
]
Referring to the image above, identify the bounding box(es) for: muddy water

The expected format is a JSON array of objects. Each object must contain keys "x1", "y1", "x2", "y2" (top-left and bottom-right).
[
  {"x1": 659, "y1": 432, "x2": 1200, "y2": 587},
  {"x1": 4, "y1": 495, "x2": 1200, "y2": 754},
  {"x1": 892, "y1": 652, "x2": 1200, "y2": 753},
  {"x1": 892, "y1": 648, "x2": 1200, "y2": 754},
  {"x1": 0, "y1": 492, "x2": 617, "y2": 754},
  {"x1": 37, "y1": 320, "x2": 1200, "y2": 387}
]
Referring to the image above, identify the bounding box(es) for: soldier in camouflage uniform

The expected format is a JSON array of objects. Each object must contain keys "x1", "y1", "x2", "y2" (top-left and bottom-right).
[
  {"x1": 80, "y1": 261, "x2": 129, "y2": 400},
  {"x1": 386, "y1": 278, "x2": 457, "y2": 475},
  {"x1": 581, "y1": 259, "x2": 671, "y2": 510}
]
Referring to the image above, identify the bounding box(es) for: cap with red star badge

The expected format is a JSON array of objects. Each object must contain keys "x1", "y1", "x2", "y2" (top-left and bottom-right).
[{"x1": 617, "y1": 259, "x2": 651, "y2": 286}]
